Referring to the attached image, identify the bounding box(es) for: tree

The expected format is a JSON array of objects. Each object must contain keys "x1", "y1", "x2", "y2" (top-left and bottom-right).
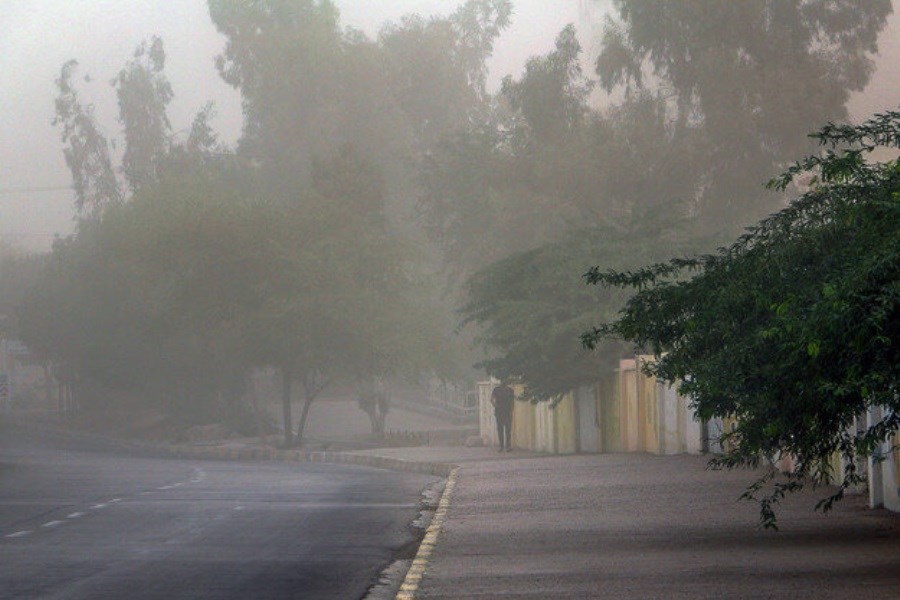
[
  {"x1": 592, "y1": 0, "x2": 892, "y2": 230},
  {"x1": 379, "y1": 0, "x2": 511, "y2": 150},
  {"x1": 53, "y1": 60, "x2": 122, "y2": 215},
  {"x1": 501, "y1": 24, "x2": 593, "y2": 144},
  {"x1": 111, "y1": 36, "x2": 174, "y2": 193},
  {"x1": 233, "y1": 146, "x2": 443, "y2": 447},
  {"x1": 462, "y1": 208, "x2": 701, "y2": 400},
  {"x1": 584, "y1": 111, "x2": 900, "y2": 528},
  {"x1": 208, "y1": 0, "x2": 511, "y2": 216},
  {"x1": 418, "y1": 30, "x2": 702, "y2": 281},
  {"x1": 17, "y1": 174, "x2": 275, "y2": 423}
]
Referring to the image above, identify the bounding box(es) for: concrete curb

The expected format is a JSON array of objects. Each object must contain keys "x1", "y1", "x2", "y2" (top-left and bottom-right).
[
  {"x1": 2, "y1": 415, "x2": 457, "y2": 478},
  {"x1": 157, "y1": 443, "x2": 457, "y2": 478},
  {"x1": 396, "y1": 467, "x2": 459, "y2": 600}
]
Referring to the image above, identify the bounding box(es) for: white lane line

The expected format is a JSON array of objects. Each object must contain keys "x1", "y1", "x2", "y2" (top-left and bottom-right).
[
  {"x1": 66, "y1": 512, "x2": 85, "y2": 519},
  {"x1": 5, "y1": 530, "x2": 31, "y2": 538},
  {"x1": 41, "y1": 521, "x2": 63, "y2": 528},
  {"x1": 90, "y1": 503, "x2": 108, "y2": 510},
  {"x1": 234, "y1": 506, "x2": 245, "y2": 511},
  {"x1": 108, "y1": 498, "x2": 122, "y2": 503},
  {"x1": 170, "y1": 482, "x2": 183, "y2": 488},
  {"x1": 157, "y1": 485, "x2": 174, "y2": 490}
]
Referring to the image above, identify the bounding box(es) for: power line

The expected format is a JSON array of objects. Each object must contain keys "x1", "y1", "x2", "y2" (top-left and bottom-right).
[{"x1": 0, "y1": 185, "x2": 73, "y2": 196}]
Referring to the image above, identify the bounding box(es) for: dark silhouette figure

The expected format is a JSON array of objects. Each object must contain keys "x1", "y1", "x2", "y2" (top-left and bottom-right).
[{"x1": 491, "y1": 381, "x2": 515, "y2": 452}]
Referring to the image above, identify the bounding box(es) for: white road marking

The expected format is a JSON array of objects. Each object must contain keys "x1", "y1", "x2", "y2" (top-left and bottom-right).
[
  {"x1": 140, "y1": 491, "x2": 152, "y2": 495},
  {"x1": 190, "y1": 468, "x2": 206, "y2": 483},
  {"x1": 5, "y1": 530, "x2": 31, "y2": 538},
  {"x1": 66, "y1": 512, "x2": 84, "y2": 519},
  {"x1": 157, "y1": 485, "x2": 174, "y2": 490},
  {"x1": 90, "y1": 503, "x2": 107, "y2": 510},
  {"x1": 108, "y1": 498, "x2": 122, "y2": 503},
  {"x1": 41, "y1": 521, "x2": 63, "y2": 528},
  {"x1": 170, "y1": 483, "x2": 183, "y2": 488},
  {"x1": 234, "y1": 506, "x2": 245, "y2": 511}
]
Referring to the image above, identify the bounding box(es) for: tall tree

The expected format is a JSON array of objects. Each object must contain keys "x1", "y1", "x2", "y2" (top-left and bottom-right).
[
  {"x1": 593, "y1": 0, "x2": 892, "y2": 230},
  {"x1": 501, "y1": 24, "x2": 593, "y2": 144},
  {"x1": 111, "y1": 36, "x2": 174, "y2": 193},
  {"x1": 53, "y1": 60, "x2": 122, "y2": 215}
]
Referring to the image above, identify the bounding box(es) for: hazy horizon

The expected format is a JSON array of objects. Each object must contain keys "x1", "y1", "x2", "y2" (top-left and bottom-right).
[{"x1": 1, "y1": 0, "x2": 897, "y2": 252}]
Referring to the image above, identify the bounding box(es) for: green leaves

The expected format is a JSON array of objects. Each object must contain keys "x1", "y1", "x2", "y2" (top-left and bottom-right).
[
  {"x1": 806, "y1": 341, "x2": 821, "y2": 358},
  {"x1": 587, "y1": 110, "x2": 900, "y2": 526}
]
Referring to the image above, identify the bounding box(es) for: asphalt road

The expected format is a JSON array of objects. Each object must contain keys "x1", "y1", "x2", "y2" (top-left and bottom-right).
[{"x1": 0, "y1": 423, "x2": 436, "y2": 599}]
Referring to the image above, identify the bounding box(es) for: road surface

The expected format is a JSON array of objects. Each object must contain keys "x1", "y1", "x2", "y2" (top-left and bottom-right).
[{"x1": 0, "y1": 422, "x2": 435, "y2": 599}]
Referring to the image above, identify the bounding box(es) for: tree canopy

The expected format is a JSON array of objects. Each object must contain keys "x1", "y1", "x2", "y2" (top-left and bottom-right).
[
  {"x1": 437, "y1": 0, "x2": 891, "y2": 406},
  {"x1": 462, "y1": 223, "x2": 699, "y2": 400},
  {"x1": 594, "y1": 0, "x2": 893, "y2": 229},
  {"x1": 584, "y1": 111, "x2": 900, "y2": 527},
  {"x1": 32, "y1": 25, "x2": 447, "y2": 444}
]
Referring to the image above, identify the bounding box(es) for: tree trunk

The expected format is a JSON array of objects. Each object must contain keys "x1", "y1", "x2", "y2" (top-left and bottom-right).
[
  {"x1": 248, "y1": 376, "x2": 269, "y2": 443},
  {"x1": 296, "y1": 395, "x2": 315, "y2": 447},
  {"x1": 43, "y1": 363, "x2": 53, "y2": 411},
  {"x1": 281, "y1": 368, "x2": 293, "y2": 447},
  {"x1": 361, "y1": 401, "x2": 380, "y2": 437}
]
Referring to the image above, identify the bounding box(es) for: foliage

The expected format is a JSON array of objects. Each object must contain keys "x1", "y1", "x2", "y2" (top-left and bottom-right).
[
  {"x1": 593, "y1": 0, "x2": 892, "y2": 229},
  {"x1": 584, "y1": 111, "x2": 900, "y2": 528},
  {"x1": 53, "y1": 60, "x2": 122, "y2": 215},
  {"x1": 18, "y1": 175, "x2": 267, "y2": 419},
  {"x1": 207, "y1": 0, "x2": 510, "y2": 196},
  {"x1": 205, "y1": 0, "x2": 511, "y2": 400},
  {"x1": 111, "y1": 36, "x2": 174, "y2": 193},
  {"x1": 501, "y1": 24, "x2": 593, "y2": 144},
  {"x1": 462, "y1": 214, "x2": 702, "y2": 400},
  {"x1": 443, "y1": 2, "x2": 891, "y2": 402},
  {"x1": 0, "y1": 243, "x2": 46, "y2": 340}
]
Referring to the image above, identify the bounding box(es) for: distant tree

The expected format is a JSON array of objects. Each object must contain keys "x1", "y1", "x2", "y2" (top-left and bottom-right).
[
  {"x1": 208, "y1": 0, "x2": 510, "y2": 211},
  {"x1": 593, "y1": 0, "x2": 892, "y2": 230},
  {"x1": 0, "y1": 243, "x2": 45, "y2": 338},
  {"x1": 53, "y1": 60, "x2": 122, "y2": 215},
  {"x1": 379, "y1": 0, "x2": 512, "y2": 149},
  {"x1": 420, "y1": 79, "x2": 699, "y2": 280},
  {"x1": 449, "y1": 0, "x2": 513, "y2": 93},
  {"x1": 462, "y1": 206, "x2": 700, "y2": 400},
  {"x1": 584, "y1": 111, "x2": 900, "y2": 528},
  {"x1": 18, "y1": 174, "x2": 273, "y2": 422},
  {"x1": 111, "y1": 36, "x2": 174, "y2": 193},
  {"x1": 231, "y1": 147, "x2": 444, "y2": 446},
  {"x1": 501, "y1": 24, "x2": 593, "y2": 144}
]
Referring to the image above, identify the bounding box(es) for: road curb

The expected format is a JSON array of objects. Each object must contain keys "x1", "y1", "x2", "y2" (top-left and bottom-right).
[
  {"x1": 158, "y1": 442, "x2": 457, "y2": 478},
  {"x1": 2, "y1": 415, "x2": 457, "y2": 478},
  {"x1": 395, "y1": 466, "x2": 459, "y2": 600}
]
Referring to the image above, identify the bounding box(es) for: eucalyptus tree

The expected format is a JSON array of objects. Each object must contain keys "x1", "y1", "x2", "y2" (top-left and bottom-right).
[
  {"x1": 111, "y1": 36, "x2": 173, "y2": 193},
  {"x1": 53, "y1": 60, "x2": 122, "y2": 216},
  {"x1": 593, "y1": 0, "x2": 892, "y2": 230}
]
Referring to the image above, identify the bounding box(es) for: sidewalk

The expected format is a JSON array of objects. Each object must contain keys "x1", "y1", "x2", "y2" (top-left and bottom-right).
[{"x1": 361, "y1": 448, "x2": 900, "y2": 599}]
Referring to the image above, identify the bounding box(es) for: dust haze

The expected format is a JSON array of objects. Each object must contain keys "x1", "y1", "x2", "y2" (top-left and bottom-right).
[{"x1": 0, "y1": 0, "x2": 897, "y2": 450}]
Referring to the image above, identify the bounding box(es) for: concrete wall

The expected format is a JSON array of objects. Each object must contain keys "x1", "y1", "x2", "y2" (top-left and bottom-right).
[
  {"x1": 867, "y1": 407, "x2": 900, "y2": 513},
  {"x1": 477, "y1": 360, "x2": 704, "y2": 457}
]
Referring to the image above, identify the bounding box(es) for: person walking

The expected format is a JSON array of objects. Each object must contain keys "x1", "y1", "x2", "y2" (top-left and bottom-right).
[{"x1": 491, "y1": 379, "x2": 515, "y2": 452}]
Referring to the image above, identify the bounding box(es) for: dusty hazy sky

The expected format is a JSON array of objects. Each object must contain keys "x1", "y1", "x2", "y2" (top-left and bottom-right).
[{"x1": 0, "y1": 1, "x2": 896, "y2": 251}]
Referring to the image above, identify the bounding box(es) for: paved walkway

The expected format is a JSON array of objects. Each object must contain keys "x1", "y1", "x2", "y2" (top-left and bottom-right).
[{"x1": 366, "y1": 448, "x2": 900, "y2": 599}]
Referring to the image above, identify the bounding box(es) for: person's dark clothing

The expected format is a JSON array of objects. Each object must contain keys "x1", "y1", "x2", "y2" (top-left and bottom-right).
[{"x1": 491, "y1": 384, "x2": 515, "y2": 450}]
